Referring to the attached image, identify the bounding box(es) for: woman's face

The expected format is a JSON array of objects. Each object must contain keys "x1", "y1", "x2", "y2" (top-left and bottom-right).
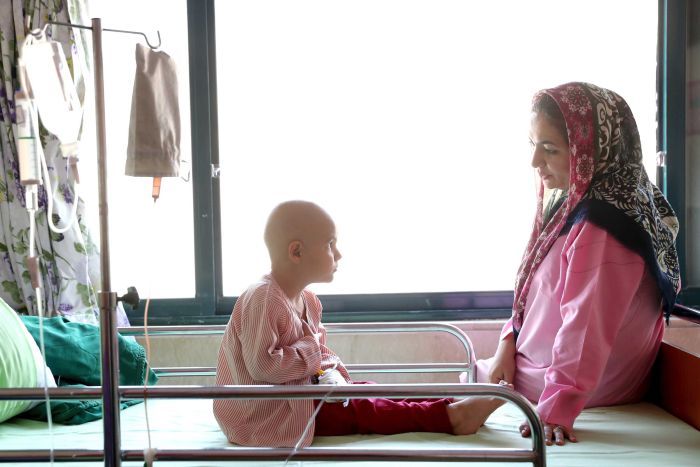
[{"x1": 529, "y1": 113, "x2": 571, "y2": 191}]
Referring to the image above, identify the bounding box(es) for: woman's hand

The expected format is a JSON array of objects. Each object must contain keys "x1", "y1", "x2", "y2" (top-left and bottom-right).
[
  {"x1": 488, "y1": 334, "x2": 516, "y2": 384},
  {"x1": 519, "y1": 421, "x2": 578, "y2": 445}
]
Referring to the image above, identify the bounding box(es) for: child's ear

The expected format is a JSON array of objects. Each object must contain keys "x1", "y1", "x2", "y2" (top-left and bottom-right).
[{"x1": 288, "y1": 240, "x2": 303, "y2": 263}]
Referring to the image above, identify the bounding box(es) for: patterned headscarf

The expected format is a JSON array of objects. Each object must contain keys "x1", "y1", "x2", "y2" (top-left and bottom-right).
[{"x1": 512, "y1": 82, "x2": 680, "y2": 333}]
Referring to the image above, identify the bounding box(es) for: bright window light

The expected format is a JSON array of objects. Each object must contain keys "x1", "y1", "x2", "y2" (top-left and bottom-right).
[
  {"x1": 216, "y1": 0, "x2": 658, "y2": 296},
  {"x1": 82, "y1": 0, "x2": 194, "y2": 298}
]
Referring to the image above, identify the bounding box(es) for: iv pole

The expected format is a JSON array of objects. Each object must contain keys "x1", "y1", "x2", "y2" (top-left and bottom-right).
[
  {"x1": 41, "y1": 17, "x2": 160, "y2": 467},
  {"x1": 90, "y1": 19, "x2": 120, "y2": 467}
]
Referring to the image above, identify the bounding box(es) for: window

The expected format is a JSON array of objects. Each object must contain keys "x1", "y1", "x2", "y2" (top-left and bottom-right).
[
  {"x1": 83, "y1": 0, "x2": 194, "y2": 299},
  {"x1": 214, "y1": 0, "x2": 659, "y2": 297},
  {"x1": 686, "y1": 1, "x2": 700, "y2": 289},
  {"x1": 85, "y1": 1, "x2": 689, "y2": 323}
]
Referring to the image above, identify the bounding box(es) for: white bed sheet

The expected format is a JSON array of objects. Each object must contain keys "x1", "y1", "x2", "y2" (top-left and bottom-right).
[{"x1": 0, "y1": 398, "x2": 698, "y2": 466}]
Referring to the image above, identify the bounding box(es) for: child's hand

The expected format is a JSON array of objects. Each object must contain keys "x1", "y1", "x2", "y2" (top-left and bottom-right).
[
  {"x1": 317, "y1": 368, "x2": 347, "y2": 386},
  {"x1": 317, "y1": 368, "x2": 349, "y2": 405}
]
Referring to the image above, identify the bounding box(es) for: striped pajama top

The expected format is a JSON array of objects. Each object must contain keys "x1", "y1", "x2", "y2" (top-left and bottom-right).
[{"x1": 213, "y1": 274, "x2": 349, "y2": 447}]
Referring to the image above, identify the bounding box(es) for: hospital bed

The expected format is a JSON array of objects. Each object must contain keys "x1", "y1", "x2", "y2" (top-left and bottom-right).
[{"x1": 0, "y1": 313, "x2": 699, "y2": 466}]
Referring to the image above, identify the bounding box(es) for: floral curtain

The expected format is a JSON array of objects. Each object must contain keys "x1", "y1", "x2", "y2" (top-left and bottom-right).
[{"x1": 0, "y1": 0, "x2": 128, "y2": 326}]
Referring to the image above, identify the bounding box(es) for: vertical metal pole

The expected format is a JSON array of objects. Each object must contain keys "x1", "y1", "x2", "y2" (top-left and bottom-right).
[{"x1": 92, "y1": 17, "x2": 121, "y2": 467}]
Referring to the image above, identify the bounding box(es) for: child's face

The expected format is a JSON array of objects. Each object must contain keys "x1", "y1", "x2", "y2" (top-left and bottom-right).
[{"x1": 304, "y1": 218, "x2": 342, "y2": 283}]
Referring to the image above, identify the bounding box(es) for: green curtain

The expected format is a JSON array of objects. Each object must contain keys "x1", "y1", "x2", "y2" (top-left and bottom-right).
[{"x1": 0, "y1": 0, "x2": 127, "y2": 326}]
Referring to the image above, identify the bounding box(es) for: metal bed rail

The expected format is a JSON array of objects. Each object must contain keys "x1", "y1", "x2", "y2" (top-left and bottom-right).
[
  {"x1": 150, "y1": 363, "x2": 470, "y2": 377},
  {"x1": 0, "y1": 383, "x2": 545, "y2": 466},
  {"x1": 118, "y1": 321, "x2": 478, "y2": 382}
]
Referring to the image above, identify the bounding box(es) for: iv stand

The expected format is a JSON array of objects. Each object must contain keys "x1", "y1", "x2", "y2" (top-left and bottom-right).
[
  {"x1": 42, "y1": 17, "x2": 160, "y2": 467},
  {"x1": 91, "y1": 19, "x2": 120, "y2": 467}
]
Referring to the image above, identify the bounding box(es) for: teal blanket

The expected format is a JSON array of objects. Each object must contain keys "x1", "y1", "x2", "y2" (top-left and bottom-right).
[{"x1": 19, "y1": 316, "x2": 158, "y2": 424}]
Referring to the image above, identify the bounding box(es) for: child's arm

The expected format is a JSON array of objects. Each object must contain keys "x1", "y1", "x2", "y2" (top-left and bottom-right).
[
  {"x1": 237, "y1": 297, "x2": 322, "y2": 384},
  {"x1": 317, "y1": 322, "x2": 351, "y2": 382},
  {"x1": 304, "y1": 292, "x2": 351, "y2": 382}
]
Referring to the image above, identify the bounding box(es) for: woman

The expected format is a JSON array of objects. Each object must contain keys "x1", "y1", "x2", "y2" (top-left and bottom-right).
[{"x1": 477, "y1": 82, "x2": 680, "y2": 446}]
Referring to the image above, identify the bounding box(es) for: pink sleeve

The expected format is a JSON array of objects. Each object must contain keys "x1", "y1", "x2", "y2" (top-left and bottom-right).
[
  {"x1": 318, "y1": 323, "x2": 351, "y2": 381},
  {"x1": 307, "y1": 293, "x2": 351, "y2": 381},
  {"x1": 537, "y1": 229, "x2": 645, "y2": 429},
  {"x1": 238, "y1": 294, "x2": 321, "y2": 384},
  {"x1": 500, "y1": 318, "x2": 514, "y2": 341}
]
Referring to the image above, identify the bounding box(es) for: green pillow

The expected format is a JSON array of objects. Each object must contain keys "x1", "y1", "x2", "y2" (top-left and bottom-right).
[{"x1": 0, "y1": 298, "x2": 49, "y2": 422}]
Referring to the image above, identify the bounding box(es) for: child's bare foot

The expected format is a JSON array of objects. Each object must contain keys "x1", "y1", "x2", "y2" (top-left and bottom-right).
[{"x1": 447, "y1": 382, "x2": 513, "y2": 435}]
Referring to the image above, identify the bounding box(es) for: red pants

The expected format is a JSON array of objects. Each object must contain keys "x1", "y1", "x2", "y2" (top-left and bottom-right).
[{"x1": 314, "y1": 383, "x2": 453, "y2": 436}]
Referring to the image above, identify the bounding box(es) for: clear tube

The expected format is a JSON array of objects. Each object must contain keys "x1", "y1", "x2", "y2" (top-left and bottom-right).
[
  {"x1": 25, "y1": 185, "x2": 55, "y2": 465},
  {"x1": 40, "y1": 146, "x2": 80, "y2": 234}
]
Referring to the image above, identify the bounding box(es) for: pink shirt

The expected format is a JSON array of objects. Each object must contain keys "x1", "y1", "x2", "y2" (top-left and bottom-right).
[
  {"x1": 477, "y1": 221, "x2": 663, "y2": 429},
  {"x1": 213, "y1": 274, "x2": 349, "y2": 447}
]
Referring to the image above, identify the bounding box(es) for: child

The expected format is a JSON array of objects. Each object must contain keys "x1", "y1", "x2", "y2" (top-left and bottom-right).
[{"x1": 213, "y1": 200, "x2": 505, "y2": 447}]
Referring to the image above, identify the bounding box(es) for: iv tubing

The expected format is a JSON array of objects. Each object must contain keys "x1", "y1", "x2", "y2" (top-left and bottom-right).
[
  {"x1": 141, "y1": 199, "x2": 159, "y2": 465},
  {"x1": 26, "y1": 186, "x2": 55, "y2": 465},
  {"x1": 284, "y1": 359, "x2": 343, "y2": 466},
  {"x1": 142, "y1": 295, "x2": 155, "y2": 466},
  {"x1": 40, "y1": 148, "x2": 80, "y2": 233}
]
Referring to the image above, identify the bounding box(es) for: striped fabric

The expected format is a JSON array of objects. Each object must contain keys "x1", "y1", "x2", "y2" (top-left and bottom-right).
[{"x1": 213, "y1": 274, "x2": 349, "y2": 447}]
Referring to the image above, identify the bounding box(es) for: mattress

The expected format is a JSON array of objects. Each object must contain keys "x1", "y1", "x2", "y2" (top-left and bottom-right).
[{"x1": 0, "y1": 397, "x2": 698, "y2": 466}]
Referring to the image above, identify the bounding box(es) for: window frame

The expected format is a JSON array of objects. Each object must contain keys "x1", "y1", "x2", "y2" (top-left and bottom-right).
[
  {"x1": 662, "y1": 0, "x2": 699, "y2": 307},
  {"x1": 125, "y1": 0, "x2": 696, "y2": 326}
]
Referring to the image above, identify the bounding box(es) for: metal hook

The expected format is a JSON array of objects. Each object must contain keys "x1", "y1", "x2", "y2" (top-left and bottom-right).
[
  {"x1": 22, "y1": 15, "x2": 47, "y2": 39},
  {"x1": 46, "y1": 21, "x2": 162, "y2": 50},
  {"x1": 23, "y1": 21, "x2": 49, "y2": 42},
  {"x1": 144, "y1": 30, "x2": 162, "y2": 50},
  {"x1": 103, "y1": 27, "x2": 162, "y2": 50},
  {"x1": 36, "y1": 23, "x2": 50, "y2": 38}
]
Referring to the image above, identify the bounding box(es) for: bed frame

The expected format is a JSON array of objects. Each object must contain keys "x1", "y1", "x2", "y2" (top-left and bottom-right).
[
  {"x1": 0, "y1": 321, "x2": 547, "y2": 465},
  {"x1": 1, "y1": 308, "x2": 699, "y2": 466},
  {"x1": 648, "y1": 304, "x2": 700, "y2": 430},
  {"x1": 127, "y1": 322, "x2": 478, "y2": 381}
]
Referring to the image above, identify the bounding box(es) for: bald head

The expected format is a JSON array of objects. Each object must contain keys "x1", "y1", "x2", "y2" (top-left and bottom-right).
[{"x1": 264, "y1": 200, "x2": 334, "y2": 263}]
